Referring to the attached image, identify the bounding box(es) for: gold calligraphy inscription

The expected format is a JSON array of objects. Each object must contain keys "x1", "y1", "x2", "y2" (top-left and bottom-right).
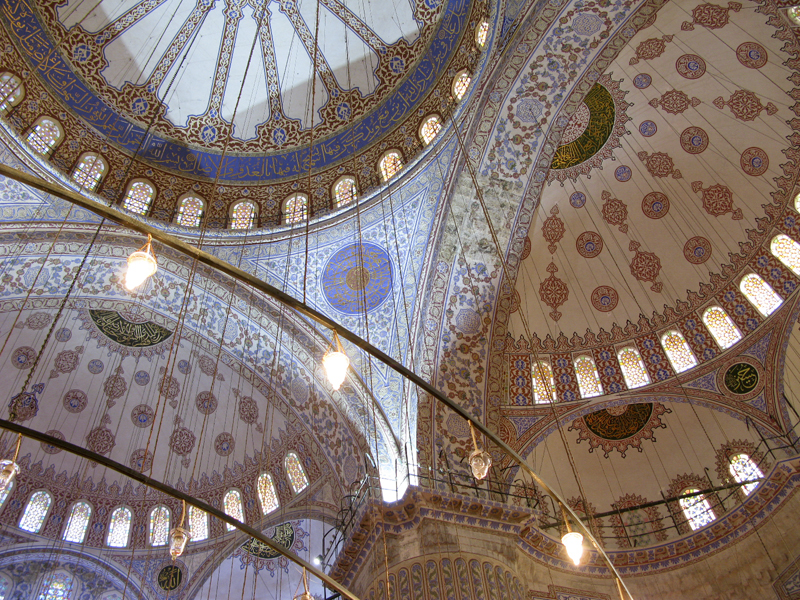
[
  {"x1": 584, "y1": 403, "x2": 654, "y2": 441},
  {"x1": 157, "y1": 565, "x2": 182, "y2": 591},
  {"x1": 89, "y1": 310, "x2": 173, "y2": 348},
  {"x1": 724, "y1": 363, "x2": 759, "y2": 395},
  {"x1": 240, "y1": 522, "x2": 295, "y2": 559},
  {"x1": 550, "y1": 83, "x2": 616, "y2": 170}
]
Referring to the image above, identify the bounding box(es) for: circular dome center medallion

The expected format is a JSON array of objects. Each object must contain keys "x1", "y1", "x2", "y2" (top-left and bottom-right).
[{"x1": 323, "y1": 243, "x2": 392, "y2": 314}]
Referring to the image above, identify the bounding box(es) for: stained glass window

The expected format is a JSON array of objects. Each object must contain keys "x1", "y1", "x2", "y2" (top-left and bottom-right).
[
  {"x1": 0, "y1": 72, "x2": 23, "y2": 113},
  {"x1": 660, "y1": 330, "x2": 697, "y2": 373},
  {"x1": 617, "y1": 347, "x2": 650, "y2": 389},
  {"x1": 771, "y1": 234, "x2": 800, "y2": 275},
  {"x1": 122, "y1": 180, "x2": 154, "y2": 215},
  {"x1": 72, "y1": 153, "x2": 106, "y2": 191},
  {"x1": 27, "y1": 119, "x2": 62, "y2": 156},
  {"x1": 420, "y1": 115, "x2": 442, "y2": 146},
  {"x1": 476, "y1": 20, "x2": 490, "y2": 48},
  {"x1": 531, "y1": 360, "x2": 556, "y2": 403},
  {"x1": 702, "y1": 306, "x2": 742, "y2": 349},
  {"x1": 188, "y1": 506, "x2": 208, "y2": 542},
  {"x1": 452, "y1": 71, "x2": 472, "y2": 101},
  {"x1": 223, "y1": 490, "x2": 244, "y2": 531},
  {"x1": 257, "y1": 473, "x2": 280, "y2": 514},
  {"x1": 285, "y1": 451, "x2": 309, "y2": 494},
  {"x1": 795, "y1": 191, "x2": 800, "y2": 212},
  {"x1": 37, "y1": 572, "x2": 73, "y2": 600},
  {"x1": 176, "y1": 195, "x2": 204, "y2": 228},
  {"x1": 62, "y1": 501, "x2": 91, "y2": 543},
  {"x1": 379, "y1": 152, "x2": 403, "y2": 182},
  {"x1": 106, "y1": 507, "x2": 132, "y2": 547},
  {"x1": 230, "y1": 201, "x2": 256, "y2": 230},
  {"x1": 19, "y1": 490, "x2": 51, "y2": 533},
  {"x1": 334, "y1": 177, "x2": 357, "y2": 208},
  {"x1": 678, "y1": 488, "x2": 715, "y2": 530},
  {"x1": 284, "y1": 194, "x2": 308, "y2": 225},
  {"x1": 0, "y1": 481, "x2": 13, "y2": 510},
  {"x1": 729, "y1": 453, "x2": 763, "y2": 496},
  {"x1": 740, "y1": 273, "x2": 782, "y2": 317},
  {"x1": 149, "y1": 506, "x2": 170, "y2": 546},
  {"x1": 574, "y1": 355, "x2": 603, "y2": 398}
]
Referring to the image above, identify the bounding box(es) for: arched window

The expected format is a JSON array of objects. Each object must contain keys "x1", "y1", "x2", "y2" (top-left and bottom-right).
[
  {"x1": 230, "y1": 201, "x2": 256, "y2": 230},
  {"x1": 27, "y1": 118, "x2": 62, "y2": 157},
  {"x1": 475, "y1": 20, "x2": 490, "y2": 48},
  {"x1": 333, "y1": 177, "x2": 357, "y2": 208},
  {"x1": 740, "y1": 273, "x2": 783, "y2": 317},
  {"x1": 0, "y1": 72, "x2": 24, "y2": 113},
  {"x1": 176, "y1": 194, "x2": 205, "y2": 228},
  {"x1": 283, "y1": 194, "x2": 308, "y2": 225},
  {"x1": 149, "y1": 505, "x2": 170, "y2": 546},
  {"x1": 531, "y1": 360, "x2": 556, "y2": 403},
  {"x1": 678, "y1": 488, "x2": 715, "y2": 530},
  {"x1": 285, "y1": 451, "x2": 309, "y2": 494},
  {"x1": 188, "y1": 506, "x2": 208, "y2": 542},
  {"x1": 702, "y1": 306, "x2": 742, "y2": 349},
  {"x1": 729, "y1": 453, "x2": 763, "y2": 496},
  {"x1": 107, "y1": 507, "x2": 132, "y2": 547},
  {"x1": 379, "y1": 151, "x2": 403, "y2": 182},
  {"x1": 452, "y1": 70, "x2": 472, "y2": 101},
  {"x1": 660, "y1": 330, "x2": 697, "y2": 373},
  {"x1": 37, "y1": 572, "x2": 74, "y2": 600},
  {"x1": 771, "y1": 234, "x2": 800, "y2": 275},
  {"x1": 419, "y1": 115, "x2": 442, "y2": 146},
  {"x1": 19, "y1": 490, "x2": 51, "y2": 532},
  {"x1": 223, "y1": 489, "x2": 244, "y2": 531},
  {"x1": 62, "y1": 501, "x2": 91, "y2": 543},
  {"x1": 574, "y1": 355, "x2": 603, "y2": 398},
  {"x1": 617, "y1": 346, "x2": 650, "y2": 389},
  {"x1": 72, "y1": 153, "x2": 107, "y2": 191},
  {"x1": 257, "y1": 473, "x2": 280, "y2": 514},
  {"x1": 122, "y1": 180, "x2": 155, "y2": 215},
  {"x1": 0, "y1": 480, "x2": 13, "y2": 511}
]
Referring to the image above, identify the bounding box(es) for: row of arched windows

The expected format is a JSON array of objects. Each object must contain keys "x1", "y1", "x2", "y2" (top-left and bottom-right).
[
  {"x1": 678, "y1": 453, "x2": 763, "y2": 530},
  {"x1": 0, "y1": 53, "x2": 479, "y2": 229},
  {"x1": 4, "y1": 452, "x2": 308, "y2": 547},
  {"x1": 531, "y1": 233, "x2": 800, "y2": 401}
]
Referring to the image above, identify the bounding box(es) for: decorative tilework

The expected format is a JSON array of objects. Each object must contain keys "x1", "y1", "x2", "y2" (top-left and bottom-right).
[
  {"x1": 591, "y1": 346, "x2": 626, "y2": 394},
  {"x1": 718, "y1": 284, "x2": 762, "y2": 334},
  {"x1": 634, "y1": 333, "x2": 674, "y2": 382},
  {"x1": 551, "y1": 353, "x2": 579, "y2": 403}
]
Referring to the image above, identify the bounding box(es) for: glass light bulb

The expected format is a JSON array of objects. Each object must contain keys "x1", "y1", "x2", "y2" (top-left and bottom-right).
[
  {"x1": 469, "y1": 448, "x2": 492, "y2": 480},
  {"x1": 293, "y1": 593, "x2": 313, "y2": 600},
  {"x1": 169, "y1": 526, "x2": 190, "y2": 559},
  {"x1": 789, "y1": 6, "x2": 800, "y2": 25},
  {"x1": 562, "y1": 531, "x2": 584, "y2": 565},
  {"x1": 0, "y1": 460, "x2": 19, "y2": 493},
  {"x1": 323, "y1": 350, "x2": 349, "y2": 390},
  {"x1": 125, "y1": 249, "x2": 157, "y2": 291}
]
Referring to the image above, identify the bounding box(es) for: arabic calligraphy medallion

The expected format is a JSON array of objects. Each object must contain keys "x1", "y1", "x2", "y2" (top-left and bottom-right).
[
  {"x1": 323, "y1": 243, "x2": 392, "y2": 314},
  {"x1": 724, "y1": 362, "x2": 759, "y2": 395}
]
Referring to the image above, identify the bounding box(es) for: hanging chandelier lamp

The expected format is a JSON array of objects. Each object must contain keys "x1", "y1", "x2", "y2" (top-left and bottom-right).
[
  {"x1": 468, "y1": 421, "x2": 492, "y2": 480},
  {"x1": 0, "y1": 434, "x2": 22, "y2": 495},
  {"x1": 294, "y1": 568, "x2": 314, "y2": 600},
  {"x1": 169, "y1": 500, "x2": 191, "y2": 560},
  {"x1": 322, "y1": 331, "x2": 350, "y2": 390},
  {"x1": 125, "y1": 233, "x2": 158, "y2": 291},
  {"x1": 560, "y1": 504, "x2": 584, "y2": 566}
]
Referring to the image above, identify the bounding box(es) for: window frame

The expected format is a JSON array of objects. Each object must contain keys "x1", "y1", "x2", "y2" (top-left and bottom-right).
[
  {"x1": 284, "y1": 451, "x2": 310, "y2": 494},
  {"x1": 19, "y1": 489, "x2": 53, "y2": 533},
  {"x1": 62, "y1": 500, "x2": 93, "y2": 544},
  {"x1": 188, "y1": 505, "x2": 209, "y2": 542},
  {"x1": 174, "y1": 193, "x2": 206, "y2": 228},
  {"x1": 257, "y1": 472, "x2": 280, "y2": 515},
  {"x1": 332, "y1": 176, "x2": 358, "y2": 209},
  {"x1": 378, "y1": 150, "x2": 404, "y2": 183},
  {"x1": 659, "y1": 329, "x2": 698, "y2": 373},
  {"x1": 222, "y1": 488, "x2": 245, "y2": 531},
  {"x1": 418, "y1": 114, "x2": 442, "y2": 146},
  {"x1": 148, "y1": 504, "x2": 171, "y2": 547},
  {"x1": 26, "y1": 117, "x2": 64, "y2": 158},
  {"x1": 573, "y1": 354, "x2": 604, "y2": 399},
  {"x1": 121, "y1": 178, "x2": 156, "y2": 216},
  {"x1": 229, "y1": 200, "x2": 258, "y2": 230},
  {"x1": 282, "y1": 193, "x2": 309, "y2": 225},
  {"x1": 678, "y1": 487, "x2": 716, "y2": 531},
  {"x1": 475, "y1": 20, "x2": 490, "y2": 48},
  {"x1": 106, "y1": 505, "x2": 134, "y2": 548},
  {"x1": 701, "y1": 305, "x2": 742, "y2": 350},
  {"x1": 451, "y1": 69, "x2": 472, "y2": 101},
  {"x1": 738, "y1": 271, "x2": 783, "y2": 317},
  {"x1": 71, "y1": 152, "x2": 108, "y2": 191},
  {"x1": 0, "y1": 71, "x2": 25, "y2": 114}
]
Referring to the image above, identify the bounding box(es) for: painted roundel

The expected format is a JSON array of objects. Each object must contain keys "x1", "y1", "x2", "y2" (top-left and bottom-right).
[
  {"x1": 633, "y1": 73, "x2": 652, "y2": 89},
  {"x1": 680, "y1": 127, "x2": 708, "y2": 154},
  {"x1": 614, "y1": 165, "x2": 632, "y2": 181},
  {"x1": 576, "y1": 232, "x2": 604, "y2": 258},
  {"x1": 323, "y1": 243, "x2": 393, "y2": 314},
  {"x1": 639, "y1": 121, "x2": 657, "y2": 137},
  {"x1": 740, "y1": 147, "x2": 768, "y2": 176},
  {"x1": 591, "y1": 286, "x2": 618, "y2": 312},
  {"x1": 683, "y1": 237, "x2": 712, "y2": 264},
  {"x1": 570, "y1": 192, "x2": 586, "y2": 208},
  {"x1": 676, "y1": 54, "x2": 706, "y2": 79},
  {"x1": 736, "y1": 42, "x2": 768, "y2": 69},
  {"x1": 642, "y1": 192, "x2": 670, "y2": 219}
]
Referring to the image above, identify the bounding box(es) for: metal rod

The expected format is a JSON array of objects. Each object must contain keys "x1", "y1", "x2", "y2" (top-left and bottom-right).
[
  {"x1": 0, "y1": 164, "x2": 634, "y2": 596},
  {"x1": 0, "y1": 419, "x2": 360, "y2": 600}
]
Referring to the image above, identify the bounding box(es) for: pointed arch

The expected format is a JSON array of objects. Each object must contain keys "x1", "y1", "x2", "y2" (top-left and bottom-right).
[
  {"x1": 223, "y1": 489, "x2": 244, "y2": 531},
  {"x1": 107, "y1": 507, "x2": 132, "y2": 547},
  {"x1": 230, "y1": 200, "x2": 257, "y2": 230},
  {"x1": 257, "y1": 473, "x2": 280, "y2": 514},
  {"x1": 419, "y1": 114, "x2": 442, "y2": 146},
  {"x1": 37, "y1": 571, "x2": 74, "y2": 600},
  {"x1": 531, "y1": 360, "x2": 556, "y2": 403},
  {"x1": 26, "y1": 117, "x2": 63, "y2": 157},
  {"x1": 333, "y1": 177, "x2": 357, "y2": 208},
  {"x1": 62, "y1": 501, "x2": 92, "y2": 543},
  {"x1": 285, "y1": 451, "x2": 309, "y2": 494},
  {"x1": 283, "y1": 193, "x2": 308, "y2": 225},
  {"x1": 379, "y1": 151, "x2": 403, "y2": 182},
  {"x1": 122, "y1": 179, "x2": 155, "y2": 215},
  {"x1": 72, "y1": 153, "x2": 107, "y2": 191},
  {"x1": 176, "y1": 194, "x2": 205, "y2": 227},
  {"x1": 19, "y1": 490, "x2": 52, "y2": 532}
]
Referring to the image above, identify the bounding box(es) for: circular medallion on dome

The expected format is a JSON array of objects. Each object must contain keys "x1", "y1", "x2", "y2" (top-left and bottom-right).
[
  {"x1": 724, "y1": 363, "x2": 759, "y2": 395},
  {"x1": 157, "y1": 564, "x2": 184, "y2": 592},
  {"x1": 323, "y1": 243, "x2": 392, "y2": 314}
]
